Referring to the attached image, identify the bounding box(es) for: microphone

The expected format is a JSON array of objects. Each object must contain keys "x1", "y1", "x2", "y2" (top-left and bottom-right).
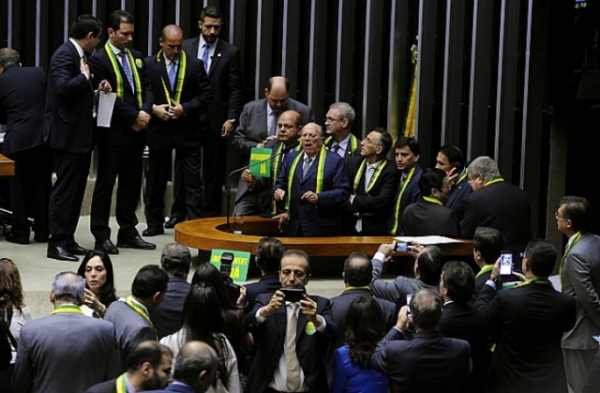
[{"x1": 225, "y1": 140, "x2": 301, "y2": 232}]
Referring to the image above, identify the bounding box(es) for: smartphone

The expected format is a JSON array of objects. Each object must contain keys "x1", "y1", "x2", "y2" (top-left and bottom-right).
[
  {"x1": 406, "y1": 294, "x2": 413, "y2": 318},
  {"x1": 500, "y1": 252, "x2": 513, "y2": 276},
  {"x1": 395, "y1": 242, "x2": 409, "y2": 252},
  {"x1": 220, "y1": 252, "x2": 234, "y2": 277},
  {"x1": 280, "y1": 288, "x2": 305, "y2": 303}
]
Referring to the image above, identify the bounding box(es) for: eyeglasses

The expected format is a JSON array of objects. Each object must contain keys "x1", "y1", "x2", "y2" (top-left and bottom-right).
[{"x1": 324, "y1": 116, "x2": 343, "y2": 122}]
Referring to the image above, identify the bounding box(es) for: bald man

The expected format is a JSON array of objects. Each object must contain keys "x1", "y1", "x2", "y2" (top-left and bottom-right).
[{"x1": 143, "y1": 24, "x2": 212, "y2": 237}]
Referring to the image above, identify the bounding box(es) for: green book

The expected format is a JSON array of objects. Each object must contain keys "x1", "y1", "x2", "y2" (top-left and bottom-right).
[{"x1": 249, "y1": 147, "x2": 273, "y2": 178}]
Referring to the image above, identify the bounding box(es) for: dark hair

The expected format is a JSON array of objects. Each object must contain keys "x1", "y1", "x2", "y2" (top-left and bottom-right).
[
  {"x1": 416, "y1": 246, "x2": 443, "y2": 285},
  {"x1": 394, "y1": 136, "x2": 420, "y2": 156},
  {"x1": 410, "y1": 289, "x2": 443, "y2": 330},
  {"x1": 0, "y1": 258, "x2": 24, "y2": 327},
  {"x1": 418, "y1": 168, "x2": 446, "y2": 197},
  {"x1": 473, "y1": 227, "x2": 503, "y2": 264},
  {"x1": 77, "y1": 251, "x2": 117, "y2": 307},
  {"x1": 107, "y1": 10, "x2": 135, "y2": 32},
  {"x1": 160, "y1": 243, "x2": 191, "y2": 279},
  {"x1": 525, "y1": 239, "x2": 557, "y2": 277},
  {"x1": 200, "y1": 5, "x2": 223, "y2": 21},
  {"x1": 69, "y1": 14, "x2": 103, "y2": 39},
  {"x1": 343, "y1": 252, "x2": 372, "y2": 287},
  {"x1": 345, "y1": 296, "x2": 385, "y2": 369},
  {"x1": 441, "y1": 261, "x2": 475, "y2": 304},
  {"x1": 181, "y1": 284, "x2": 228, "y2": 387},
  {"x1": 256, "y1": 237, "x2": 285, "y2": 273},
  {"x1": 371, "y1": 128, "x2": 392, "y2": 156},
  {"x1": 281, "y1": 249, "x2": 311, "y2": 275},
  {"x1": 438, "y1": 145, "x2": 465, "y2": 169},
  {"x1": 126, "y1": 341, "x2": 172, "y2": 372},
  {"x1": 191, "y1": 263, "x2": 234, "y2": 310},
  {"x1": 0, "y1": 48, "x2": 20, "y2": 67},
  {"x1": 131, "y1": 265, "x2": 169, "y2": 299},
  {"x1": 559, "y1": 196, "x2": 593, "y2": 233}
]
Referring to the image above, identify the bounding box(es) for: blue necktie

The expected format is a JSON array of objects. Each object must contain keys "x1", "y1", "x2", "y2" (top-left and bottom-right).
[
  {"x1": 118, "y1": 51, "x2": 134, "y2": 90},
  {"x1": 202, "y1": 43, "x2": 210, "y2": 73},
  {"x1": 168, "y1": 61, "x2": 177, "y2": 90}
]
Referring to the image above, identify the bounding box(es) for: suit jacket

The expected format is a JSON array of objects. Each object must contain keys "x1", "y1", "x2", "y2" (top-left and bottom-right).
[
  {"x1": 273, "y1": 149, "x2": 350, "y2": 236},
  {"x1": 88, "y1": 46, "x2": 153, "y2": 146},
  {"x1": 150, "y1": 277, "x2": 191, "y2": 339},
  {"x1": 244, "y1": 272, "x2": 281, "y2": 315},
  {"x1": 371, "y1": 257, "x2": 439, "y2": 305},
  {"x1": 85, "y1": 378, "x2": 118, "y2": 393},
  {"x1": 12, "y1": 311, "x2": 120, "y2": 393},
  {"x1": 144, "y1": 53, "x2": 212, "y2": 150},
  {"x1": 561, "y1": 233, "x2": 600, "y2": 350},
  {"x1": 372, "y1": 328, "x2": 472, "y2": 393},
  {"x1": 104, "y1": 300, "x2": 157, "y2": 372},
  {"x1": 243, "y1": 293, "x2": 336, "y2": 393},
  {"x1": 143, "y1": 382, "x2": 196, "y2": 393},
  {"x1": 388, "y1": 165, "x2": 423, "y2": 235},
  {"x1": 183, "y1": 36, "x2": 244, "y2": 133},
  {"x1": 324, "y1": 134, "x2": 361, "y2": 164},
  {"x1": 439, "y1": 302, "x2": 490, "y2": 393},
  {"x1": 461, "y1": 182, "x2": 532, "y2": 260},
  {"x1": 0, "y1": 64, "x2": 47, "y2": 156},
  {"x1": 401, "y1": 198, "x2": 460, "y2": 238},
  {"x1": 476, "y1": 281, "x2": 576, "y2": 393},
  {"x1": 343, "y1": 157, "x2": 400, "y2": 235},
  {"x1": 446, "y1": 173, "x2": 472, "y2": 221},
  {"x1": 232, "y1": 98, "x2": 315, "y2": 156},
  {"x1": 44, "y1": 41, "x2": 96, "y2": 154}
]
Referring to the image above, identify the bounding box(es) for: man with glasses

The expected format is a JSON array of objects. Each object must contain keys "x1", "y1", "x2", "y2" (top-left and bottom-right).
[
  {"x1": 343, "y1": 128, "x2": 399, "y2": 235},
  {"x1": 272, "y1": 123, "x2": 350, "y2": 236},
  {"x1": 324, "y1": 102, "x2": 360, "y2": 163}
]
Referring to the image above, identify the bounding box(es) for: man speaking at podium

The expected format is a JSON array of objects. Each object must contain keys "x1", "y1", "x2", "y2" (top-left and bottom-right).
[{"x1": 273, "y1": 123, "x2": 350, "y2": 236}]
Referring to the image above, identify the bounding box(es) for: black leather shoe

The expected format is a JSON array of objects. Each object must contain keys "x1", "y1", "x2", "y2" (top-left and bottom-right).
[
  {"x1": 47, "y1": 246, "x2": 79, "y2": 262},
  {"x1": 95, "y1": 239, "x2": 119, "y2": 255},
  {"x1": 5, "y1": 233, "x2": 29, "y2": 245},
  {"x1": 67, "y1": 243, "x2": 90, "y2": 255},
  {"x1": 117, "y1": 235, "x2": 156, "y2": 250},
  {"x1": 142, "y1": 226, "x2": 164, "y2": 237},
  {"x1": 164, "y1": 217, "x2": 182, "y2": 229}
]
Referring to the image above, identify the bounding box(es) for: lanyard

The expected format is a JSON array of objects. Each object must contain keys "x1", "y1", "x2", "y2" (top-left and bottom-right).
[
  {"x1": 423, "y1": 195, "x2": 443, "y2": 205},
  {"x1": 157, "y1": 50, "x2": 187, "y2": 105},
  {"x1": 105, "y1": 43, "x2": 143, "y2": 108},
  {"x1": 484, "y1": 177, "x2": 504, "y2": 187},
  {"x1": 559, "y1": 231, "x2": 582, "y2": 276},
  {"x1": 390, "y1": 166, "x2": 417, "y2": 235},
  {"x1": 517, "y1": 277, "x2": 553, "y2": 288},
  {"x1": 475, "y1": 264, "x2": 494, "y2": 278},
  {"x1": 50, "y1": 304, "x2": 84, "y2": 315},
  {"x1": 353, "y1": 159, "x2": 387, "y2": 195},
  {"x1": 285, "y1": 148, "x2": 327, "y2": 211}
]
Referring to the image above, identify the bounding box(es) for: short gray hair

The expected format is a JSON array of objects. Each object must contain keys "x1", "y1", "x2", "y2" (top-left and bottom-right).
[
  {"x1": 173, "y1": 341, "x2": 218, "y2": 383},
  {"x1": 329, "y1": 102, "x2": 356, "y2": 123},
  {"x1": 52, "y1": 272, "x2": 86, "y2": 304},
  {"x1": 0, "y1": 48, "x2": 19, "y2": 67},
  {"x1": 467, "y1": 156, "x2": 501, "y2": 181}
]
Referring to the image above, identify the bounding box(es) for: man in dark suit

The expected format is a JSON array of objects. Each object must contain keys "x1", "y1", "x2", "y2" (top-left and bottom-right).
[
  {"x1": 461, "y1": 156, "x2": 532, "y2": 267},
  {"x1": 244, "y1": 236, "x2": 286, "y2": 314},
  {"x1": 372, "y1": 288, "x2": 472, "y2": 393},
  {"x1": 44, "y1": 14, "x2": 110, "y2": 261},
  {"x1": 143, "y1": 25, "x2": 211, "y2": 236},
  {"x1": 472, "y1": 227, "x2": 503, "y2": 293},
  {"x1": 85, "y1": 341, "x2": 173, "y2": 393},
  {"x1": 435, "y1": 144, "x2": 472, "y2": 221},
  {"x1": 150, "y1": 243, "x2": 192, "y2": 339},
  {"x1": 0, "y1": 48, "x2": 51, "y2": 245},
  {"x1": 388, "y1": 136, "x2": 422, "y2": 235},
  {"x1": 324, "y1": 102, "x2": 360, "y2": 163},
  {"x1": 244, "y1": 249, "x2": 336, "y2": 393},
  {"x1": 88, "y1": 10, "x2": 155, "y2": 254},
  {"x1": 172, "y1": 5, "x2": 244, "y2": 220},
  {"x1": 343, "y1": 128, "x2": 399, "y2": 235},
  {"x1": 12, "y1": 272, "x2": 120, "y2": 392},
  {"x1": 556, "y1": 196, "x2": 600, "y2": 392},
  {"x1": 401, "y1": 168, "x2": 460, "y2": 238},
  {"x1": 476, "y1": 239, "x2": 576, "y2": 393},
  {"x1": 439, "y1": 261, "x2": 490, "y2": 393},
  {"x1": 273, "y1": 123, "x2": 350, "y2": 237},
  {"x1": 104, "y1": 265, "x2": 169, "y2": 372}
]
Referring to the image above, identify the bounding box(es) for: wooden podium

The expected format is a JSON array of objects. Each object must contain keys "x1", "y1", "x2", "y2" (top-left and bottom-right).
[{"x1": 0, "y1": 154, "x2": 15, "y2": 176}]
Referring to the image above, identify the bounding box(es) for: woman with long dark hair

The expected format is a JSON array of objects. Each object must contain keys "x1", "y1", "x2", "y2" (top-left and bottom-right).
[
  {"x1": 160, "y1": 283, "x2": 240, "y2": 393},
  {"x1": 332, "y1": 295, "x2": 389, "y2": 393},
  {"x1": 76, "y1": 251, "x2": 118, "y2": 318}
]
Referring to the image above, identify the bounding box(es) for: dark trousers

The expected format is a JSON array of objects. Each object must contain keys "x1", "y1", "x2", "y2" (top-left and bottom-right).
[
  {"x1": 8, "y1": 146, "x2": 52, "y2": 240},
  {"x1": 48, "y1": 149, "x2": 91, "y2": 248},
  {"x1": 90, "y1": 143, "x2": 144, "y2": 241},
  {"x1": 144, "y1": 147, "x2": 202, "y2": 227}
]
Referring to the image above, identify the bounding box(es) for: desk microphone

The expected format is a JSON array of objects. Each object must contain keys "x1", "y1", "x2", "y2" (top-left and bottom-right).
[{"x1": 225, "y1": 140, "x2": 301, "y2": 232}]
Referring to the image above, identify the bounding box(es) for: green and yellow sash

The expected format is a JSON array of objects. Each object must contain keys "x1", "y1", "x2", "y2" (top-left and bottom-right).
[
  {"x1": 325, "y1": 134, "x2": 359, "y2": 155},
  {"x1": 157, "y1": 50, "x2": 187, "y2": 106},
  {"x1": 51, "y1": 304, "x2": 84, "y2": 315},
  {"x1": 390, "y1": 166, "x2": 417, "y2": 235},
  {"x1": 353, "y1": 159, "x2": 387, "y2": 195},
  {"x1": 475, "y1": 264, "x2": 494, "y2": 278},
  {"x1": 516, "y1": 277, "x2": 553, "y2": 288},
  {"x1": 423, "y1": 195, "x2": 443, "y2": 205},
  {"x1": 125, "y1": 296, "x2": 153, "y2": 326},
  {"x1": 559, "y1": 231, "x2": 582, "y2": 276},
  {"x1": 456, "y1": 168, "x2": 468, "y2": 185},
  {"x1": 484, "y1": 176, "x2": 504, "y2": 187},
  {"x1": 271, "y1": 143, "x2": 301, "y2": 214},
  {"x1": 105, "y1": 43, "x2": 143, "y2": 108},
  {"x1": 285, "y1": 148, "x2": 327, "y2": 211},
  {"x1": 115, "y1": 373, "x2": 128, "y2": 393}
]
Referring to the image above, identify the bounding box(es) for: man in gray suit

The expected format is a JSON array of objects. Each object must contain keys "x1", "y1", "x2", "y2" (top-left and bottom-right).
[
  {"x1": 104, "y1": 265, "x2": 169, "y2": 372},
  {"x1": 557, "y1": 196, "x2": 600, "y2": 393},
  {"x1": 12, "y1": 272, "x2": 120, "y2": 393}
]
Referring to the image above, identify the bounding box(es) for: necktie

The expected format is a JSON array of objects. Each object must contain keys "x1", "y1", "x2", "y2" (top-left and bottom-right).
[
  {"x1": 118, "y1": 51, "x2": 134, "y2": 90},
  {"x1": 365, "y1": 165, "x2": 376, "y2": 189},
  {"x1": 269, "y1": 112, "x2": 278, "y2": 136},
  {"x1": 168, "y1": 61, "x2": 177, "y2": 90},
  {"x1": 202, "y1": 43, "x2": 210, "y2": 73},
  {"x1": 400, "y1": 173, "x2": 406, "y2": 187},
  {"x1": 331, "y1": 144, "x2": 341, "y2": 156},
  {"x1": 302, "y1": 157, "x2": 312, "y2": 179},
  {"x1": 285, "y1": 303, "x2": 301, "y2": 391}
]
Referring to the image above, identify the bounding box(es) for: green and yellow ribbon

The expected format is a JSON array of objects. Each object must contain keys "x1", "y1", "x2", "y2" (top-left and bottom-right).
[
  {"x1": 559, "y1": 231, "x2": 582, "y2": 276},
  {"x1": 157, "y1": 50, "x2": 187, "y2": 106},
  {"x1": 475, "y1": 264, "x2": 494, "y2": 278},
  {"x1": 125, "y1": 296, "x2": 154, "y2": 327},
  {"x1": 423, "y1": 195, "x2": 443, "y2": 205},
  {"x1": 271, "y1": 143, "x2": 301, "y2": 214},
  {"x1": 516, "y1": 277, "x2": 553, "y2": 288},
  {"x1": 353, "y1": 159, "x2": 387, "y2": 195},
  {"x1": 285, "y1": 148, "x2": 327, "y2": 211},
  {"x1": 105, "y1": 43, "x2": 143, "y2": 108},
  {"x1": 325, "y1": 134, "x2": 359, "y2": 155},
  {"x1": 484, "y1": 177, "x2": 504, "y2": 187},
  {"x1": 390, "y1": 166, "x2": 417, "y2": 235},
  {"x1": 115, "y1": 373, "x2": 128, "y2": 393},
  {"x1": 51, "y1": 304, "x2": 84, "y2": 315},
  {"x1": 456, "y1": 168, "x2": 468, "y2": 185}
]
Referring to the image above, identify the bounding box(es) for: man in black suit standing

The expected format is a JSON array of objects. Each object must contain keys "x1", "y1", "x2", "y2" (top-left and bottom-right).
[
  {"x1": 476, "y1": 239, "x2": 576, "y2": 393},
  {"x1": 324, "y1": 102, "x2": 360, "y2": 163},
  {"x1": 44, "y1": 15, "x2": 111, "y2": 261},
  {"x1": 143, "y1": 25, "x2": 211, "y2": 236},
  {"x1": 343, "y1": 128, "x2": 399, "y2": 235},
  {"x1": 0, "y1": 48, "x2": 51, "y2": 245},
  {"x1": 88, "y1": 10, "x2": 155, "y2": 254},
  {"x1": 170, "y1": 5, "x2": 244, "y2": 221}
]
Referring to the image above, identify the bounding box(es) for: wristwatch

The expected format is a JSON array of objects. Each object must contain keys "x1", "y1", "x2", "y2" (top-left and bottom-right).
[{"x1": 228, "y1": 118, "x2": 237, "y2": 124}]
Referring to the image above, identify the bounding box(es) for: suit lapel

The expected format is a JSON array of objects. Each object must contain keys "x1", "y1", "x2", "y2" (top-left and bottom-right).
[
  {"x1": 208, "y1": 40, "x2": 224, "y2": 76},
  {"x1": 301, "y1": 153, "x2": 320, "y2": 184},
  {"x1": 296, "y1": 307, "x2": 307, "y2": 340}
]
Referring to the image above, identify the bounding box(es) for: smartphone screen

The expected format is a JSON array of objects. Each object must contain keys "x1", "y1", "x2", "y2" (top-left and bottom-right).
[
  {"x1": 406, "y1": 294, "x2": 413, "y2": 317},
  {"x1": 395, "y1": 242, "x2": 409, "y2": 252},
  {"x1": 500, "y1": 252, "x2": 513, "y2": 276}
]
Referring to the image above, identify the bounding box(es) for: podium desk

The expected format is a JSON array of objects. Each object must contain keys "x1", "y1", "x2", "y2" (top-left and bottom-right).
[{"x1": 0, "y1": 154, "x2": 14, "y2": 176}]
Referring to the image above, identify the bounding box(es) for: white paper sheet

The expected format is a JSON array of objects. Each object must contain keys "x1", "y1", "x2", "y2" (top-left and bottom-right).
[{"x1": 97, "y1": 92, "x2": 117, "y2": 128}]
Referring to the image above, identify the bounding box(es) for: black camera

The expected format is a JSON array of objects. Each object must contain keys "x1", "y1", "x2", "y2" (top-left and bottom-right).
[{"x1": 219, "y1": 252, "x2": 241, "y2": 307}]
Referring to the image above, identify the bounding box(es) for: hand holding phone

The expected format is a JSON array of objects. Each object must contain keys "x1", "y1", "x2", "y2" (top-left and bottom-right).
[
  {"x1": 395, "y1": 242, "x2": 409, "y2": 252},
  {"x1": 280, "y1": 288, "x2": 305, "y2": 303}
]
